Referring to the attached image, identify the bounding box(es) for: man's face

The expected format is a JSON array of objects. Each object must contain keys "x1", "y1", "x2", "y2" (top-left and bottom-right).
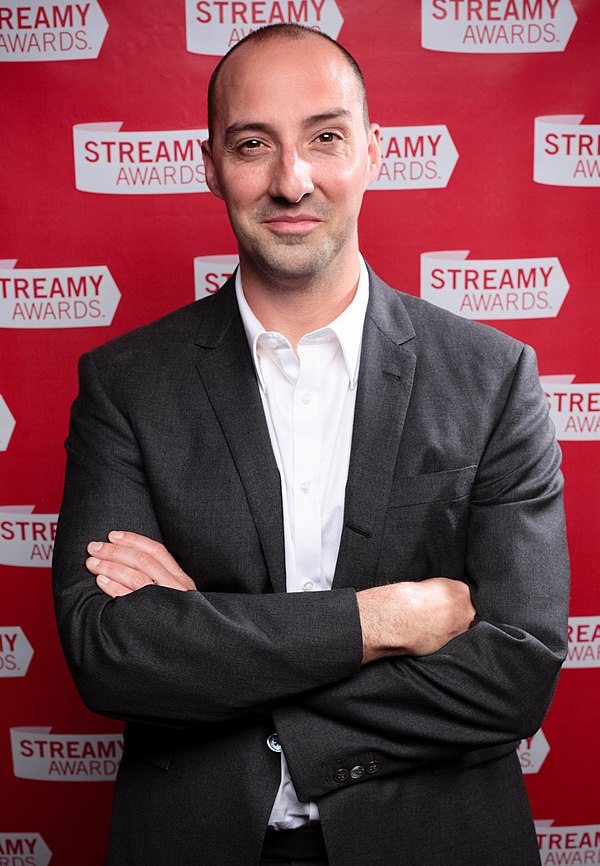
[{"x1": 203, "y1": 36, "x2": 381, "y2": 288}]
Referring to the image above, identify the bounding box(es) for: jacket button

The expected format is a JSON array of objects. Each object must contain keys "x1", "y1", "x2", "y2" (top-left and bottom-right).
[
  {"x1": 350, "y1": 765, "x2": 365, "y2": 779},
  {"x1": 367, "y1": 761, "x2": 380, "y2": 774},
  {"x1": 334, "y1": 768, "x2": 349, "y2": 782},
  {"x1": 267, "y1": 733, "x2": 282, "y2": 753}
]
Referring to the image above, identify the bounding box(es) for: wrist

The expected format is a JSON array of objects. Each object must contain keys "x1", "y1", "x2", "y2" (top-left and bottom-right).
[{"x1": 357, "y1": 584, "x2": 408, "y2": 665}]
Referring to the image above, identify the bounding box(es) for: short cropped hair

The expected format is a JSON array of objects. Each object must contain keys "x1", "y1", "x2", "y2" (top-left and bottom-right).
[{"x1": 207, "y1": 23, "x2": 369, "y2": 139}]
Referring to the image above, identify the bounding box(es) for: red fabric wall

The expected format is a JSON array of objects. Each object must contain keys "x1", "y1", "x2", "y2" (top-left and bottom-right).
[{"x1": 1, "y1": 1, "x2": 598, "y2": 863}]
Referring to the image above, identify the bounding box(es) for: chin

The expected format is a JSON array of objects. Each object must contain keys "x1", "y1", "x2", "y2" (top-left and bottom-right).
[
  {"x1": 255, "y1": 242, "x2": 339, "y2": 282},
  {"x1": 261, "y1": 257, "x2": 327, "y2": 283}
]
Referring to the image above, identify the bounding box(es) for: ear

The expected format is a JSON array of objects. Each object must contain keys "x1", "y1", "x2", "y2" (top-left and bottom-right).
[
  {"x1": 365, "y1": 123, "x2": 382, "y2": 188},
  {"x1": 201, "y1": 139, "x2": 224, "y2": 200}
]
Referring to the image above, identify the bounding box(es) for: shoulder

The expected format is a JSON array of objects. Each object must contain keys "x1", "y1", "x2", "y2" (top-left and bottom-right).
[
  {"x1": 365, "y1": 268, "x2": 540, "y2": 418},
  {"x1": 72, "y1": 285, "x2": 242, "y2": 417},
  {"x1": 368, "y1": 267, "x2": 526, "y2": 367},
  {"x1": 83, "y1": 281, "x2": 236, "y2": 371}
]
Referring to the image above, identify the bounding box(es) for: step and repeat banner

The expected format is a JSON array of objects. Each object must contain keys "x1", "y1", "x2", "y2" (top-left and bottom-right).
[{"x1": 1, "y1": 1, "x2": 599, "y2": 863}]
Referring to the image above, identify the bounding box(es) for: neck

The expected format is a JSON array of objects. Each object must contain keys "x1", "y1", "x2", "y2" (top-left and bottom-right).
[{"x1": 239, "y1": 254, "x2": 361, "y2": 349}]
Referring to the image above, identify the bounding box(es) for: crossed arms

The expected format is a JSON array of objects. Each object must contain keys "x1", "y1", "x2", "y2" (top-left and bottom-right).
[
  {"x1": 86, "y1": 530, "x2": 475, "y2": 662},
  {"x1": 52, "y1": 337, "x2": 569, "y2": 800}
]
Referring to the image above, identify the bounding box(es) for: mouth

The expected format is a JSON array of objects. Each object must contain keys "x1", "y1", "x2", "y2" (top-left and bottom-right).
[{"x1": 261, "y1": 215, "x2": 323, "y2": 235}]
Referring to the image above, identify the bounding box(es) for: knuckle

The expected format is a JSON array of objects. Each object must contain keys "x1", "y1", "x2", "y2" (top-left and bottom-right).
[
  {"x1": 136, "y1": 551, "x2": 153, "y2": 569},
  {"x1": 99, "y1": 561, "x2": 114, "y2": 577},
  {"x1": 130, "y1": 571, "x2": 149, "y2": 590}
]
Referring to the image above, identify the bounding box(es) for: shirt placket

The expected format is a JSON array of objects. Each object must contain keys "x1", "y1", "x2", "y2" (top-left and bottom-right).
[{"x1": 291, "y1": 337, "x2": 324, "y2": 593}]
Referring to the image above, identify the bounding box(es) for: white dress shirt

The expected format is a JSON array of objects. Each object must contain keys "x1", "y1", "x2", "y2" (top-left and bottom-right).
[{"x1": 235, "y1": 258, "x2": 369, "y2": 829}]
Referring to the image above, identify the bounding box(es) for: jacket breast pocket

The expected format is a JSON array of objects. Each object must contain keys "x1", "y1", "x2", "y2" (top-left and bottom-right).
[
  {"x1": 390, "y1": 464, "x2": 478, "y2": 507},
  {"x1": 377, "y1": 465, "x2": 477, "y2": 584}
]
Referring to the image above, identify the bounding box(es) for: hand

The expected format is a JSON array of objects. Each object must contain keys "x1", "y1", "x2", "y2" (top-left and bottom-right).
[
  {"x1": 86, "y1": 531, "x2": 196, "y2": 598},
  {"x1": 357, "y1": 578, "x2": 476, "y2": 664}
]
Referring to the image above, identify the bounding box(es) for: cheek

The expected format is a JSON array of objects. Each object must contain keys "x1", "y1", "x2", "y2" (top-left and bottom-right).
[
  {"x1": 322, "y1": 161, "x2": 370, "y2": 202},
  {"x1": 327, "y1": 177, "x2": 369, "y2": 215},
  {"x1": 223, "y1": 181, "x2": 266, "y2": 219},
  {"x1": 222, "y1": 194, "x2": 255, "y2": 231}
]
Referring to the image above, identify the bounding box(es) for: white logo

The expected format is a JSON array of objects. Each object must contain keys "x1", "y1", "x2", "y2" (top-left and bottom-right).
[
  {"x1": 11, "y1": 727, "x2": 123, "y2": 781},
  {"x1": 185, "y1": 0, "x2": 343, "y2": 56},
  {"x1": 0, "y1": 396, "x2": 16, "y2": 451},
  {"x1": 0, "y1": 834, "x2": 52, "y2": 866},
  {"x1": 0, "y1": 260, "x2": 120, "y2": 328},
  {"x1": 540, "y1": 376, "x2": 600, "y2": 440},
  {"x1": 564, "y1": 616, "x2": 600, "y2": 668},
  {"x1": 0, "y1": 627, "x2": 34, "y2": 678},
  {"x1": 534, "y1": 116, "x2": 600, "y2": 186},
  {"x1": 420, "y1": 251, "x2": 568, "y2": 319},
  {"x1": 0, "y1": 1, "x2": 108, "y2": 62},
  {"x1": 194, "y1": 255, "x2": 239, "y2": 300},
  {"x1": 370, "y1": 126, "x2": 458, "y2": 190},
  {"x1": 0, "y1": 507, "x2": 57, "y2": 567},
  {"x1": 73, "y1": 123, "x2": 209, "y2": 194},
  {"x1": 536, "y1": 821, "x2": 600, "y2": 864},
  {"x1": 421, "y1": 0, "x2": 576, "y2": 53},
  {"x1": 518, "y1": 729, "x2": 550, "y2": 774}
]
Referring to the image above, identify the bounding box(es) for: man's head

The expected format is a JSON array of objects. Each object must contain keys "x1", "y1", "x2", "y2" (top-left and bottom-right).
[
  {"x1": 207, "y1": 24, "x2": 370, "y2": 140},
  {"x1": 202, "y1": 25, "x2": 381, "y2": 290}
]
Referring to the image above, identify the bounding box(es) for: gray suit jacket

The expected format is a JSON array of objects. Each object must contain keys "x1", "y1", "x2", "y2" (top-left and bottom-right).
[{"x1": 52, "y1": 269, "x2": 569, "y2": 866}]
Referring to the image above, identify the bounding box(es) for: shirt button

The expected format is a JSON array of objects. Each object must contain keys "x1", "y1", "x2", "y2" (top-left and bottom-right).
[
  {"x1": 302, "y1": 581, "x2": 314, "y2": 592},
  {"x1": 267, "y1": 733, "x2": 282, "y2": 753},
  {"x1": 334, "y1": 768, "x2": 349, "y2": 783},
  {"x1": 300, "y1": 481, "x2": 311, "y2": 494},
  {"x1": 266, "y1": 337, "x2": 278, "y2": 349},
  {"x1": 301, "y1": 392, "x2": 312, "y2": 404},
  {"x1": 350, "y1": 765, "x2": 365, "y2": 779},
  {"x1": 367, "y1": 761, "x2": 380, "y2": 775}
]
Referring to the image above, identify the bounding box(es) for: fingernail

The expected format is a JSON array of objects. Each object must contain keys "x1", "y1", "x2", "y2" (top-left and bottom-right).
[
  {"x1": 97, "y1": 575, "x2": 109, "y2": 585},
  {"x1": 88, "y1": 541, "x2": 102, "y2": 552},
  {"x1": 88, "y1": 557, "x2": 100, "y2": 567},
  {"x1": 109, "y1": 531, "x2": 124, "y2": 540}
]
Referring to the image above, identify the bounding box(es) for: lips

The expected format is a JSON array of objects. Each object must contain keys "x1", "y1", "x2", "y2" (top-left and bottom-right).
[{"x1": 261, "y1": 215, "x2": 323, "y2": 233}]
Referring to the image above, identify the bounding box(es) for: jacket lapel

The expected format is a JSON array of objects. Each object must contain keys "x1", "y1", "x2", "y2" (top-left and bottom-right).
[
  {"x1": 192, "y1": 269, "x2": 417, "y2": 595},
  {"x1": 333, "y1": 270, "x2": 417, "y2": 590},
  {"x1": 193, "y1": 278, "x2": 287, "y2": 593}
]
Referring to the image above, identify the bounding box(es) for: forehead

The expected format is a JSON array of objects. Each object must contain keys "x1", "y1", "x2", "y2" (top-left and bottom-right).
[{"x1": 213, "y1": 37, "x2": 363, "y2": 132}]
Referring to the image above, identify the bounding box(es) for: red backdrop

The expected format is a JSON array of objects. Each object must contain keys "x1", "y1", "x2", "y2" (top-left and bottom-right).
[{"x1": 1, "y1": 1, "x2": 599, "y2": 863}]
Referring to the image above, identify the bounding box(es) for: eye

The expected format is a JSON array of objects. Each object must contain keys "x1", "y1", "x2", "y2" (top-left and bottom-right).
[
  {"x1": 238, "y1": 138, "x2": 263, "y2": 152},
  {"x1": 316, "y1": 132, "x2": 340, "y2": 144}
]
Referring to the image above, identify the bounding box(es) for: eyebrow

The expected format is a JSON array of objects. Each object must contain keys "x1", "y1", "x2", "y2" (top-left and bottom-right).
[{"x1": 223, "y1": 109, "x2": 353, "y2": 141}]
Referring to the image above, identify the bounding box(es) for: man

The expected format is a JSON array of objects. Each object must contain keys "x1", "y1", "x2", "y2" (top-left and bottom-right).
[{"x1": 52, "y1": 24, "x2": 569, "y2": 866}]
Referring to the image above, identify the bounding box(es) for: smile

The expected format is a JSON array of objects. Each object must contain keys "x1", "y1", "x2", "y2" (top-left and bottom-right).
[{"x1": 261, "y1": 216, "x2": 323, "y2": 234}]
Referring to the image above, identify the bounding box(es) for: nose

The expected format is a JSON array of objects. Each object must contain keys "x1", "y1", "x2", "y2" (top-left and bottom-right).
[{"x1": 268, "y1": 148, "x2": 314, "y2": 203}]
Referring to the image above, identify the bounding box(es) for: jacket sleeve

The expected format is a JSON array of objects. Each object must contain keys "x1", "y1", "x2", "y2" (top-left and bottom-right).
[
  {"x1": 52, "y1": 350, "x2": 363, "y2": 726},
  {"x1": 273, "y1": 344, "x2": 570, "y2": 801}
]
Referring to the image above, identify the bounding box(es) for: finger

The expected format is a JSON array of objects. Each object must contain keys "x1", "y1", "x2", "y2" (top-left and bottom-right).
[
  {"x1": 96, "y1": 574, "x2": 134, "y2": 598},
  {"x1": 86, "y1": 539, "x2": 194, "y2": 591},
  {"x1": 86, "y1": 555, "x2": 155, "y2": 592},
  {"x1": 106, "y1": 531, "x2": 189, "y2": 581},
  {"x1": 87, "y1": 540, "x2": 172, "y2": 585}
]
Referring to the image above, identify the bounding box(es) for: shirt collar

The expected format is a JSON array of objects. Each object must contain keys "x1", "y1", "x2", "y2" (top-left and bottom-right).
[{"x1": 235, "y1": 256, "x2": 369, "y2": 393}]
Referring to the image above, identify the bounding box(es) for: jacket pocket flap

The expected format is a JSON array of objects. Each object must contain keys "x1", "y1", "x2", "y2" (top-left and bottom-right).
[{"x1": 391, "y1": 465, "x2": 478, "y2": 507}]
